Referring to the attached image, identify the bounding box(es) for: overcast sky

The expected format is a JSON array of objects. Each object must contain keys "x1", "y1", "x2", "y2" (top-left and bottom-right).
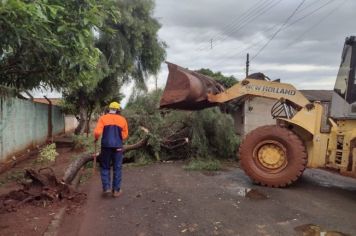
[
  {"x1": 37, "y1": 0, "x2": 356, "y2": 104},
  {"x1": 145, "y1": 0, "x2": 355, "y2": 94}
]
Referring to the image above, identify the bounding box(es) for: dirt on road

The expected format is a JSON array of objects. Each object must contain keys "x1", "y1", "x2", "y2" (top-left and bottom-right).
[
  {"x1": 0, "y1": 136, "x2": 87, "y2": 236},
  {"x1": 59, "y1": 162, "x2": 356, "y2": 236}
]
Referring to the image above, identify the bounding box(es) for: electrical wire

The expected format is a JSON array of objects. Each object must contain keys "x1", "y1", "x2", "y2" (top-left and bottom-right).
[
  {"x1": 251, "y1": 0, "x2": 307, "y2": 60},
  {"x1": 188, "y1": 0, "x2": 272, "y2": 51},
  {"x1": 289, "y1": 0, "x2": 348, "y2": 44},
  {"x1": 211, "y1": 0, "x2": 347, "y2": 78},
  {"x1": 197, "y1": 0, "x2": 282, "y2": 51},
  {"x1": 212, "y1": 0, "x2": 338, "y2": 67}
]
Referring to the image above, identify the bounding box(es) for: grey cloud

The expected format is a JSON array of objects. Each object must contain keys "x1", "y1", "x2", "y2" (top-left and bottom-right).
[{"x1": 153, "y1": 0, "x2": 356, "y2": 91}]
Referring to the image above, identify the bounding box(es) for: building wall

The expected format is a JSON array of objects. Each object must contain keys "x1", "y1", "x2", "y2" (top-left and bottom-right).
[
  {"x1": 233, "y1": 97, "x2": 331, "y2": 138},
  {"x1": 64, "y1": 115, "x2": 78, "y2": 133},
  {"x1": 233, "y1": 97, "x2": 277, "y2": 137},
  {"x1": 0, "y1": 96, "x2": 65, "y2": 162}
]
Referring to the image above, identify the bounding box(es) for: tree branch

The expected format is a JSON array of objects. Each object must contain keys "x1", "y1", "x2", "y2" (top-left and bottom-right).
[{"x1": 63, "y1": 127, "x2": 150, "y2": 184}]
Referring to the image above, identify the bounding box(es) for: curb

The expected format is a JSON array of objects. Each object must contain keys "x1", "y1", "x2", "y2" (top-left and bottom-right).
[
  {"x1": 43, "y1": 207, "x2": 66, "y2": 236},
  {"x1": 42, "y1": 169, "x2": 83, "y2": 236}
]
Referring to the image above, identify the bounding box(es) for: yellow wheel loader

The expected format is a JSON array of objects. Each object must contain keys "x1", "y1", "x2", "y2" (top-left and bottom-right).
[{"x1": 159, "y1": 36, "x2": 356, "y2": 187}]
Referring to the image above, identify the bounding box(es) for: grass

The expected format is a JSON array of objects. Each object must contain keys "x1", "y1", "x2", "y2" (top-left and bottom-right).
[
  {"x1": 183, "y1": 158, "x2": 222, "y2": 171},
  {"x1": 0, "y1": 170, "x2": 25, "y2": 186}
]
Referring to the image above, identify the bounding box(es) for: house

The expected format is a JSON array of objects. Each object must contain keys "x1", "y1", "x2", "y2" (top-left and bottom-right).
[
  {"x1": 33, "y1": 98, "x2": 62, "y2": 106},
  {"x1": 232, "y1": 90, "x2": 333, "y2": 137}
]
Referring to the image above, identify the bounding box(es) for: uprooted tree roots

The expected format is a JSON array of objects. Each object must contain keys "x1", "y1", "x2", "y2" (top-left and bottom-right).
[
  {"x1": 0, "y1": 127, "x2": 186, "y2": 213},
  {"x1": 0, "y1": 168, "x2": 86, "y2": 213},
  {"x1": 0, "y1": 127, "x2": 189, "y2": 213}
]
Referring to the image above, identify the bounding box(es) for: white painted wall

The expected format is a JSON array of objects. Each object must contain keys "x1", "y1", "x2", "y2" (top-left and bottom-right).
[
  {"x1": 64, "y1": 115, "x2": 78, "y2": 133},
  {"x1": 232, "y1": 97, "x2": 276, "y2": 137}
]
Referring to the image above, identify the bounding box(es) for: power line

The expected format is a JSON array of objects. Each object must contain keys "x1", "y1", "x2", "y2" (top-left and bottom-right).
[
  {"x1": 209, "y1": 1, "x2": 276, "y2": 43},
  {"x1": 213, "y1": 0, "x2": 337, "y2": 64},
  {"x1": 208, "y1": 0, "x2": 333, "y2": 56},
  {"x1": 284, "y1": 0, "x2": 335, "y2": 30},
  {"x1": 290, "y1": 0, "x2": 347, "y2": 44},
  {"x1": 197, "y1": 0, "x2": 281, "y2": 51},
  {"x1": 190, "y1": 0, "x2": 272, "y2": 51},
  {"x1": 208, "y1": 0, "x2": 344, "y2": 74},
  {"x1": 211, "y1": 23, "x2": 281, "y2": 68},
  {"x1": 251, "y1": 0, "x2": 307, "y2": 60},
  {"x1": 200, "y1": 0, "x2": 271, "y2": 45}
]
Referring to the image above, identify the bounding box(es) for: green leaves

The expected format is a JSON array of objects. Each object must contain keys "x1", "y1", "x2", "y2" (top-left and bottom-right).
[
  {"x1": 196, "y1": 68, "x2": 239, "y2": 89},
  {"x1": 0, "y1": 0, "x2": 120, "y2": 90},
  {"x1": 124, "y1": 90, "x2": 239, "y2": 162}
]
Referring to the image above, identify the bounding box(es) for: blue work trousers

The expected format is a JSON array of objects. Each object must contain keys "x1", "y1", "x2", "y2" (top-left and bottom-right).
[{"x1": 100, "y1": 147, "x2": 123, "y2": 192}]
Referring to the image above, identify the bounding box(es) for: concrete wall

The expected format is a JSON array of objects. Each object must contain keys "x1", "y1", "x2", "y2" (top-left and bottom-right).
[
  {"x1": 0, "y1": 96, "x2": 65, "y2": 162},
  {"x1": 233, "y1": 97, "x2": 276, "y2": 137}
]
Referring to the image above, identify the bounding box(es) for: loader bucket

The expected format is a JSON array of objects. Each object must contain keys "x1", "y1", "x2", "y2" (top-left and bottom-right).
[{"x1": 159, "y1": 62, "x2": 225, "y2": 110}]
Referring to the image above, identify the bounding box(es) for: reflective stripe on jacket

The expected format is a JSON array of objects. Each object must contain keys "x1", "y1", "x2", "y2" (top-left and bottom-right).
[{"x1": 94, "y1": 113, "x2": 128, "y2": 148}]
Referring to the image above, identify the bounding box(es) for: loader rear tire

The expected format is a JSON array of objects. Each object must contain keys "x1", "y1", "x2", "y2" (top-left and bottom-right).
[{"x1": 239, "y1": 125, "x2": 307, "y2": 187}]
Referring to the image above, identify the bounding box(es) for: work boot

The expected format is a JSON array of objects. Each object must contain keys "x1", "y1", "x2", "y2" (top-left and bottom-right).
[
  {"x1": 102, "y1": 189, "x2": 112, "y2": 197},
  {"x1": 112, "y1": 190, "x2": 122, "y2": 198}
]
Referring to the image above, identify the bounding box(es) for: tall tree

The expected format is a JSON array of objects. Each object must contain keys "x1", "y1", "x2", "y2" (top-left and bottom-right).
[
  {"x1": 0, "y1": 0, "x2": 119, "y2": 90},
  {"x1": 63, "y1": 0, "x2": 166, "y2": 134}
]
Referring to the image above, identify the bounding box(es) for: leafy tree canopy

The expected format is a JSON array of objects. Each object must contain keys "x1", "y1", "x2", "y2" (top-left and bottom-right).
[
  {"x1": 96, "y1": 0, "x2": 166, "y2": 91},
  {"x1": 0, "y1": 0, "x2": 119, "y2": 90},
  {"x1": 61, "y1": 0, "x2": 166, "y2": 134},
  {"x1": 196, "y1": 68, "x2": 238, "y2": 88}
]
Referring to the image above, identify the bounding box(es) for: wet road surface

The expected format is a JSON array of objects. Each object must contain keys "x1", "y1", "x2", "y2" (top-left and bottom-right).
[{"x1": 59, "y1": 163, "x2": 356, "y2": 236}]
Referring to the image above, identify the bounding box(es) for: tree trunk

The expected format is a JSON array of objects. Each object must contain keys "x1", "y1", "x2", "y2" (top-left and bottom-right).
[
  {"x1": 63, "y1": 135, "x2": 150, "y2": 184},
  {"x1": 74, "y1": 91, "x2": 86, "y2": 135},
  {"x1": 63, "y1": 126, "x2": 189, "y2": 185},
  {"x1": 85, "y1": 109, "x2": 93, "y2": 137}
]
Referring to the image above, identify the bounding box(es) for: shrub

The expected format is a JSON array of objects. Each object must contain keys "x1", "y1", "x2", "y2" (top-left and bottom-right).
[
  {"x1": 123, "y1": 90, "x2": 239, "y2": 162},
  {"x1": 38, "y1": 143, "x2": 58, "y2": 163},
  {"x1": 183, "y1": 159, "x2": 222, "y2": 171},
  {"x1": 72, "y1": 134, "x2": 97, "y2": 153}
]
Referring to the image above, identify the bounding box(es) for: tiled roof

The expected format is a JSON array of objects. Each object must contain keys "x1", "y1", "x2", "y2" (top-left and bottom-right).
[
  {"x1": 33, "y1": 98, "x2": 62, "y2": 105},
  {"x1": 300, "y1": 90, "x2": 333, "y2": 102}
]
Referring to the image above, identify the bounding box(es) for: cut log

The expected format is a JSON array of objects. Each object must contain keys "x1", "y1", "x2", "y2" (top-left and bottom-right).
[
  {"x1": 63, "y1": 134, "x2": 150, "y2": 184},
  {"x1": 62, "y1": 126, "x2": 189, "y2": 184}
]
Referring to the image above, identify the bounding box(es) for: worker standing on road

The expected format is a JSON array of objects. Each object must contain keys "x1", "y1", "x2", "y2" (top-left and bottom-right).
[{"x1": 94, "y1": 101, "x2": 128, "y2": 198}]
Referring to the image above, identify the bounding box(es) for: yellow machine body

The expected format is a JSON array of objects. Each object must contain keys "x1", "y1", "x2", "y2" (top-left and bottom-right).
[
  {"x1": 208, "y1": 79, "x2": 356, "y2": 177},
  {"x1": 159, "y1": 36, "x2": 356, "y2": 185}
]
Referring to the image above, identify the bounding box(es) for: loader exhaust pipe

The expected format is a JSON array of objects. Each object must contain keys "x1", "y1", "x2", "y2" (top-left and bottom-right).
[{"x1": 159, "y1": 62, "x2": 225, "y2": 110}]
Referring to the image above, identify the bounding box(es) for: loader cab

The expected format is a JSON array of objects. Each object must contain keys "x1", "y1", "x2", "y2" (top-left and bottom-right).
[{"x1": 330, "y1": 36, "x2": 356, "y2": 119}]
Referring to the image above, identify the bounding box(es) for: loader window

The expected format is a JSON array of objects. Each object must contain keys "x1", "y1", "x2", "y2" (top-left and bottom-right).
[
  {"x1": 334, "y1": 39, "x2": 356, "y2": 104},
  {"x1": 334, "y1": 45, "x2": 352, "y2": 100}
]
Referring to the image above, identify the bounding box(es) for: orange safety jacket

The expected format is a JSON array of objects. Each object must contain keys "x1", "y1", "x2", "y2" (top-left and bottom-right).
[{"x1": 94, "y1": 113, "x2": 128, "y2": 148}]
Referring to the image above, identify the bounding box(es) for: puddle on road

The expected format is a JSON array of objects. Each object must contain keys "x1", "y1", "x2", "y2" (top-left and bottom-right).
[
  {"x1": 236, "y1": 187, "x2": 268, "y2": 200},
  {"x1": 294, "y1": 224, "x2": 350, "y2": 236}
]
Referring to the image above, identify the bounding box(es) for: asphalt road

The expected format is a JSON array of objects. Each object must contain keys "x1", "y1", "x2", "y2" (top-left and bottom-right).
[{"x1": 59, "y1": 162, "x2": 356, "y2": 236}]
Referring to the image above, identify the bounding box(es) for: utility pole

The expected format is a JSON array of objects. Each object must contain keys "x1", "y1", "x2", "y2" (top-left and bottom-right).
[{"x1": 246, "y1": 53, "x2": 250, "y2": 77}]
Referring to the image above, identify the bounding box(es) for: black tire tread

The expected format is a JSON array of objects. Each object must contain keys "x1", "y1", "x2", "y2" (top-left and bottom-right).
[{"x1": 239, "y1": 125, "x2": 307, "y2": 188}]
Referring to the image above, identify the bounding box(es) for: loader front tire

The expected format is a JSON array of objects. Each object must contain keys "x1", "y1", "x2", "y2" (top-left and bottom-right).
[{"x1": 239, "y1": 125, "x2": 307, "y2": 187}]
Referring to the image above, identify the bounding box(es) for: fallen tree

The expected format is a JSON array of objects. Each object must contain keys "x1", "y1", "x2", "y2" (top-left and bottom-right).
[
  {"x1": 63, "y1": 127, "x2": 150, "y2": 184},
  {"x1": 0, "y1": 126, "x2": 189, "y2": 212},
  {"x1": 63, "y1": 126, "x2": 189, "y2": 184},
  {"x1": 0, "y1": 168, "x2": 85, "y2": 213}
]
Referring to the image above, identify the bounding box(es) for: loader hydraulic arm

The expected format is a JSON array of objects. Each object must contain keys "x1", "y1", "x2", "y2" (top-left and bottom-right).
[{"x1": 208, "y1": 78, "x2": 311, "y2": 110}]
